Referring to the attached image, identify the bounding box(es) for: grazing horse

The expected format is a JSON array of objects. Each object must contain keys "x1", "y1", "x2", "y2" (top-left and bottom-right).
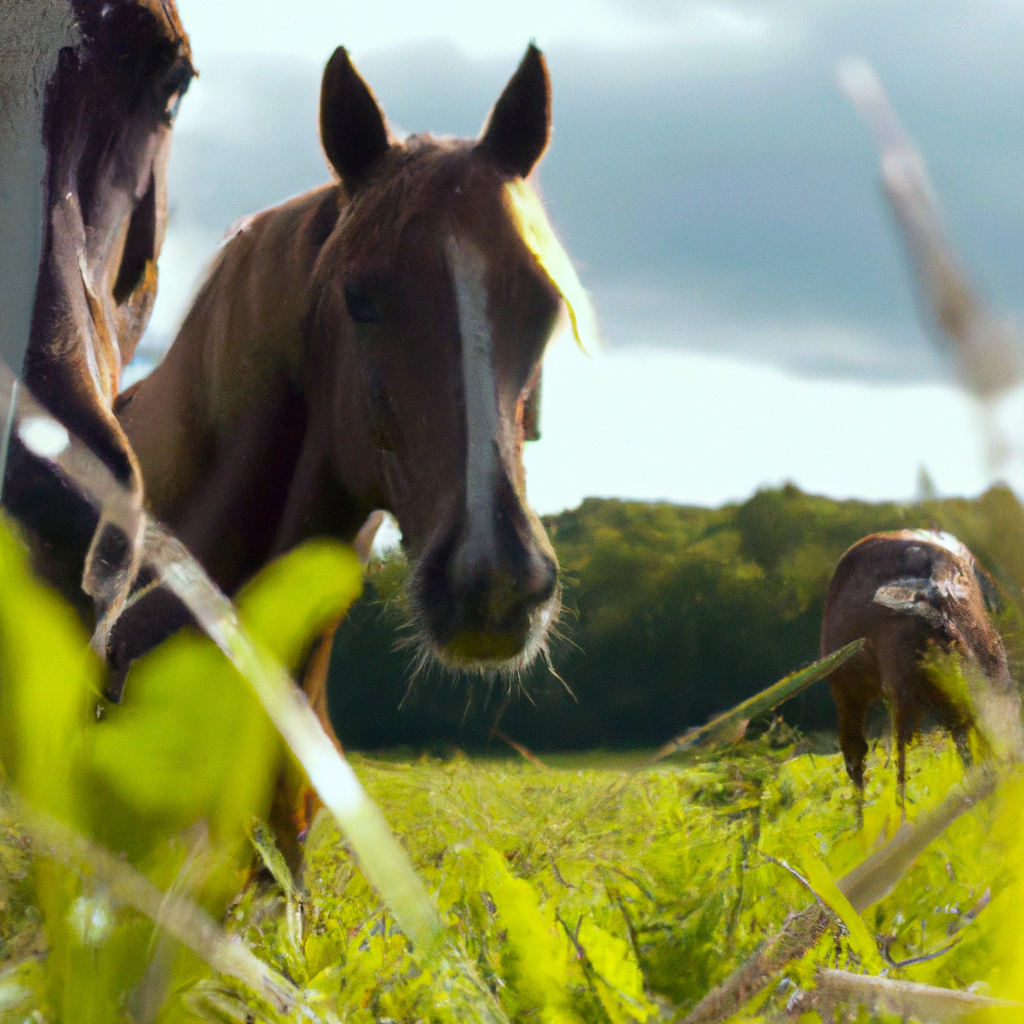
[
  {"x1": 821, "y1": 530, "x2": 1019, "y2": 802},
  {"x1": 111, "y1": 45, "x2": 587, "y2": 732},
  {"x1": 2, "y1": 0, "x2": 193, "y2": 642}
]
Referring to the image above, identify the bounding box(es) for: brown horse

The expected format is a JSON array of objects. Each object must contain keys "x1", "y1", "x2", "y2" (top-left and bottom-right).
[
  {"x1": 2, "y1": 0, "x2": 193, "y2": 642},
  {"x1": 821, "y1": 529, "x2": 1019, "y2": 802},
  {"x1": 111, "y1": 45, "x2": 584, "y2": 727}
]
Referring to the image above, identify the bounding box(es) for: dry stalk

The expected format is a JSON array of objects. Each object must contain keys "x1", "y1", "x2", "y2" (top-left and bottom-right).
[
  {"x1": 791, "y1": 968, "x2": 1020, "y2": 1023},
  {"x1": 647, "y1": 640, "x2": 864, "y2": 767},
  {"x1": 679, "y1": 762, "x2": 1000, "y2": 1024}
]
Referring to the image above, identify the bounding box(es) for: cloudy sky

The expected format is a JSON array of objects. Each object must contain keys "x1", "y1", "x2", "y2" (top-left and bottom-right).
[{"x1": 145, "y1": 0, "x2": 1024, "y2": 512}]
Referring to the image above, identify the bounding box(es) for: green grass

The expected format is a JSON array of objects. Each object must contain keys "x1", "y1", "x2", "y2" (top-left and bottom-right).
[
  {"x1": 6, "y1": 734, "x2": 1012, "y2": 1023},
  {"x1": 0, "y1": 514, "x2": 1020, "y2": 1023}
]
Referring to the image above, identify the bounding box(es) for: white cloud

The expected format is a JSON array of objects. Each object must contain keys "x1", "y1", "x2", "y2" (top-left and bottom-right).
[
  {"x1": 175, "y1": 0, "x2": 783, "y2": 63},
  {"x1": 524, "y1": 333, "x2": 1014, "y2": 513}
]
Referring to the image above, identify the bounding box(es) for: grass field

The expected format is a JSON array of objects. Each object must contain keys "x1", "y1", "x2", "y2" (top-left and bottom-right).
[
  {"x1": 2, "y1": 731, "x2": 1018, "y2": 1022},
  {"x1": 0, "y1": 523, "x2": 1020, "y2": 1023}
]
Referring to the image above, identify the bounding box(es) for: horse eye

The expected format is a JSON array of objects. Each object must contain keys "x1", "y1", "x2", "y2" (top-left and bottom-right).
[
  {"x1": 345, "y1": 284, "x2": 382, "y2": 324},
  {"x1": 159, "y1": 61, "x2": 193, "y2": 125},
  {"x1": 164, "y1": 90, "x2": 183, "y2": 122}
]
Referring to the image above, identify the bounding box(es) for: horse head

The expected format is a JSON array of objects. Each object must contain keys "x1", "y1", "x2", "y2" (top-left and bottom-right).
[
  {"x1": 6, "y1": 0, "x2": 193, "y2": 638},
  {"x1": 306, "y1": 46, "x2": 571, "y2": 673}
]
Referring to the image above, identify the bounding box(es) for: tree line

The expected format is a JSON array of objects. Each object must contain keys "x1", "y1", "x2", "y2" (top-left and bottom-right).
[{"x1": 328, "y1": 484, "x2": 1024, "y2": 750}]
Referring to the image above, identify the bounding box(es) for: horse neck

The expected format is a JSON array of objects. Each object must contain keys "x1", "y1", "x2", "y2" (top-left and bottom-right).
[{"x1": 118, "y1": 184, "x2": 344, "y2": 590}]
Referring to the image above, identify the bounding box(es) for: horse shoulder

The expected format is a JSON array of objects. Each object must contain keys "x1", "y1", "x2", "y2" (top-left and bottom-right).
[
  {"x1": 202, "y1": 185, "x2": 341, "y2": 426},
  {"x1": 117, "y1": 185, "x2": 340, "y2": 521}
]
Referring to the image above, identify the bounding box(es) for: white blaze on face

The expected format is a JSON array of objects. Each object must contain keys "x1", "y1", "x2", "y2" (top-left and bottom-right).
[
  {"x1": 907, "y1": 529, "x2": 972, "y2": 563},
  {"x1": 446, "y1": 235, "x2": 499, "y2": 556}
]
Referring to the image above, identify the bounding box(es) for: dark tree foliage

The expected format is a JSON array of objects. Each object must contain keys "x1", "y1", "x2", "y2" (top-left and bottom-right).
[{"x1": 328, "y1": 484, "x2": 1024, "y2": 750}]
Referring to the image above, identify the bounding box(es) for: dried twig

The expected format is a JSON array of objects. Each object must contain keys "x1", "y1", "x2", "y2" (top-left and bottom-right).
[
  {"x1": 490, "y1": 728, "x2": 551, "y2": 771},
  {"x1": 883, "y1": 936, "x2": 961, "y2": 971},
  {"x1": 679, "y1": 762, "x2": 1000, "y2": 1024},
  {"x1": 790, "y1": 968, "x2": 1020, "y2": 1023},
  {"x1": 647, "y1": 640, "x2": 864, "y2": 767},
  {"x1": 947, "y1": 886, "x2": 991, "y2": 938}
]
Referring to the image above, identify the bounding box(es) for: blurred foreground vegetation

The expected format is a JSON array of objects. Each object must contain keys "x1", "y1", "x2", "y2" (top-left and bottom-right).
[
  {"x1": 3, "y1": 734, "x2": 1024, "y2": 1022},
  {"x1": 330, "y1": 483, "x2": 1024, "y2": 750},
  {"x1": 0, "y1": 509, "x2": 1023, "y2": 1020}
]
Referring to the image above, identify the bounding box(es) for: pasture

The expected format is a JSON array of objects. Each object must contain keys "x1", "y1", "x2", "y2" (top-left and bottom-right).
[
  {"x1": 0, "y1": 512, "x2": 1021, "y2": 1023},
  {"x1": 0, "y1": 722, "x2": 1018, "y2": 1021}
]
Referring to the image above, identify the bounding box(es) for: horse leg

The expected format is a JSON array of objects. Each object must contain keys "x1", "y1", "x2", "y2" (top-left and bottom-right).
[
  {"x1": 836, "y1": 691, "x2": 871, "y2": 792},
  {"x1": 896, "y1": 732, "x2": 907, "y2": 821},
  {"x1": 893, "y1": 700, "x2": 919, "y2": 822},
  {"x1": 834, "y1": 688, "x2": 871, "y2": 829},
  {"x1": 876, "y1": 639, "x2": 919, "y2": 822},
  {"x1": 268, "y1": 511, "x2": 384, "y2": 873},
  {"x1": 268, "y1": 619, "x2": 343, "y2": 874},
  {"x1": 830, "y1": 656, "x2": 879, "y2": 796},
  {"x1": 951, "y1": 722, "x2": 974, "y2": 767},
  {"x1": 304, "y1": 618, "x2": 344, "y2": 750},
  {"x1": 298, "y1": 509, "x2": 384, "y2": 750}
]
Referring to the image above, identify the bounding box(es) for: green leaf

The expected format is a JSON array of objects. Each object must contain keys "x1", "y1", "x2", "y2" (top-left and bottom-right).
[
  {"x1": 577, "y1": 916, "x2": 657, "y2": 1023},
  {"x1": 0, "y1": 525, "x2": 364, "y2": 1021},
  {"x1": 0, "y1": 518, "x2": 99, "y2": 824},
  {"x1": 799, "y1": 845, "x2": 887, "y2": 974},
  {"x1": 84, "y1": 539, "x2": 363, "y2": 868},
  {"x1": 475, "y1": 845, "x2": 580, "y2": 1024}
]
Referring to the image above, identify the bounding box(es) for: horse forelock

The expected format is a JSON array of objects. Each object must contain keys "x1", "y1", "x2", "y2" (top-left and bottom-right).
[
  {"x1": 72, "y1": 0, "x2": 192, "y2": 64},
  {"x1": 330, "y1": 139, "x2": 512, "y2": 283}
]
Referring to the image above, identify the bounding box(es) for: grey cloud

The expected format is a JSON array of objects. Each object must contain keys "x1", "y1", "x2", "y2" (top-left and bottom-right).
[
  {"x1": 158, "y1": 1, "x2": 1024, "y2": 383},
  {"x1": 167, "y1": 55, "x2": 327, "y2": 235}
]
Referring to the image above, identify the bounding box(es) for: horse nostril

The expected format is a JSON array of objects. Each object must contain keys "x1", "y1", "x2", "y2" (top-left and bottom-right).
[
  {"x1": 449, "y1": 547, "x2": 557, "y2": 635},
  {"x1": 520, "y1": 553, "x2": 557, "y2": 611},
  {"x1": 489, "y1": 560, "x2": 557, "y2": 626},
  {"x1": 415, "y1": 530, "x2": 560, "y2": 667}
]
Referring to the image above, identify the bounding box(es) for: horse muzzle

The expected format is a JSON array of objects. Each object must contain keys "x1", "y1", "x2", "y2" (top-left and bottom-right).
[{"x1": 412, "y1": 510, "x2": 559, "y2": 670}]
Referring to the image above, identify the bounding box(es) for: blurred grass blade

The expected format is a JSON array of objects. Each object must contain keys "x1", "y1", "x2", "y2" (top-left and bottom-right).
[
  {"x1": 796, "y1": 968, "x2": 1021, "y2": 1022},
  {"x1": 648, "y1": 639, "x2": 864, "y2": 765},
  {"x1": 0, "y1": 363, "x2": 445, "y2": 955},
  {"x1": 798, "y1": 846, "x2": 887, "y2": 973},
  {"x1": 11, "y1": 793, "x2": 305, "y2": 1017},
  {"x1": 837, "y1": 56, "x2": 1024, "y2": 405},
  {"x1": 839, "y1": 761, "x2": 999, "y2": 910},
  {"x1": 130, "y1": 824, "x2": 213, "y2": 1024},
  {"x1": 249, "y1": 820, "x2": 295, "y2": 902},
  {"x1": 145, "y1": 521, "x2": 444, "y2": 954}
]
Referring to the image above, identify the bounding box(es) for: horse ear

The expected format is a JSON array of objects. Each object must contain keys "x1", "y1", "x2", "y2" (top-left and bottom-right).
[
  {"x1": 320, "y1": 47, "x2": 391, "y2": 192},
  {"x1": 477, "y1": 44, "x2": 551, "y2": 178}
]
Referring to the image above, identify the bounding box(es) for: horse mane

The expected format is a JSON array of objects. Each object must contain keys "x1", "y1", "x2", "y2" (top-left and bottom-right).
[{"x1": 330, "y1": 135, "x2": 493, "y2": 284}]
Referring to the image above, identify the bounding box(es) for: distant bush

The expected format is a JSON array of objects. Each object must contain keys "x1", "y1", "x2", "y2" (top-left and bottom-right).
[{"x1": 328, "y1": 485, "x2": 1024, "y2": 750}]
